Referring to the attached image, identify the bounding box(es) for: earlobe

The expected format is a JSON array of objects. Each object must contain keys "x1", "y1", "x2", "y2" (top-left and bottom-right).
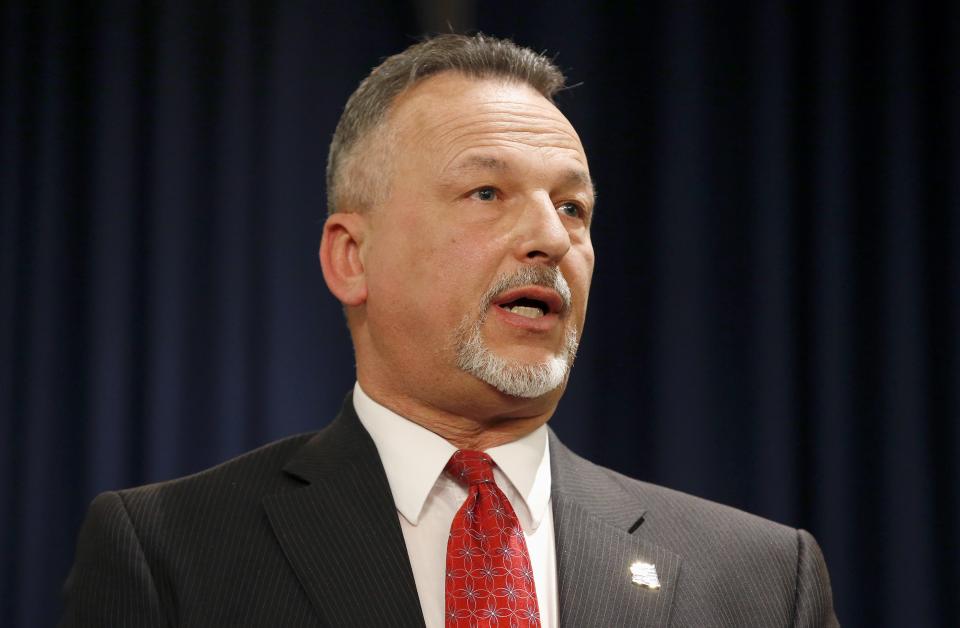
[{"x1": 319, "y1": 213, "x2": 368, "y2": 306}]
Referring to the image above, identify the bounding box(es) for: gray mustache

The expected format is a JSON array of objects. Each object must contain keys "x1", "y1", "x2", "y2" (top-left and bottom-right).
[{"x1": 481, "y1": 266, "x2": 572, "y2": 315}]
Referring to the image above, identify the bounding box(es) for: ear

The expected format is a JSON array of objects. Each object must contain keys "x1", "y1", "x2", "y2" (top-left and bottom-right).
[{"x1": 319, "y1": 212, "x2": 368, "y2": 306}]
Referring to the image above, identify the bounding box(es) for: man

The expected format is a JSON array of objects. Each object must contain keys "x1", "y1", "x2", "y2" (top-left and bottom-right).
[{"x1": 62, "y1": 34, "x2": 838, "y2": 627}]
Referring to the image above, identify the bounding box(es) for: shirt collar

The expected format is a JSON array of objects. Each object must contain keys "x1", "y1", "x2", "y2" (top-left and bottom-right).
[{"x1": 352, "y1": 381, "x2": 552, "y2": 528}]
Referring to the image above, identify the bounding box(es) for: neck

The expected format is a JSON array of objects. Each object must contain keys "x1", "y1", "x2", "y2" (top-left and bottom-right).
[{"x1": 357, "y1": 379, "x2": 555, "y2": 451}]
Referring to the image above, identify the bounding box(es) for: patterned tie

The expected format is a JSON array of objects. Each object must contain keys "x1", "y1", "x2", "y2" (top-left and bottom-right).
[{"x1": 444, "y1": 450, "x2": 541, "y2": 627}]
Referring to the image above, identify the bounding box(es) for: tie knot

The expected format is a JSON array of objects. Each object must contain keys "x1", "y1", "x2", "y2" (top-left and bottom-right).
[{"x1": 445, "y1": 450, "x2": 495, "y2": 486}]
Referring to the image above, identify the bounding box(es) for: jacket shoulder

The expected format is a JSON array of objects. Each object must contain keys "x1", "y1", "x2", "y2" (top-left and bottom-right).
[
  {"x1": 105, "y1": 431, "x2": 319, "y2": 547},
  {"x1": 120, "y1": 432, "x2": 315, "y2": 500},
  {"x1": 66, "y1": 432, "x2": 325, "y2": 625},
  {"x1": 604, "y1": 465, "x2": 798, "y2": 541},
  {"x1": 602, "y1": 468, "x2": 838, "y2": 626},
  {"x1": 553, "y1": 444, "x2": 837, "y2": 626},
  {"x1": 550, "y1": 432, "x2": 799, "y2": 547}
]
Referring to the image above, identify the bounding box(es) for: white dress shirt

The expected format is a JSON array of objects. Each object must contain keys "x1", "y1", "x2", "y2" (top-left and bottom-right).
[{"x1": 353, "y1": 382, "x2": 558, "y2": 628}]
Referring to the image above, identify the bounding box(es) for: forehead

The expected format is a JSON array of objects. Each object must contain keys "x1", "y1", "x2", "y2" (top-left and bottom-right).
[{"x1": 387, "y1": 72, "x2": 589, "y2": 175}]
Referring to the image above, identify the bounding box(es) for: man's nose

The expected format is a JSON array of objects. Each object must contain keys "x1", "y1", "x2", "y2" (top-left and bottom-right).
[{"x1": 514, "y1": 193, "x2": 571, "y2": 264}]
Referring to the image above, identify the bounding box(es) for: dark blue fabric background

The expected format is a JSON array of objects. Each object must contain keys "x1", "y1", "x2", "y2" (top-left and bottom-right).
[{"x1": 2, "y1": 2, "x2": 957, "y2": 626}]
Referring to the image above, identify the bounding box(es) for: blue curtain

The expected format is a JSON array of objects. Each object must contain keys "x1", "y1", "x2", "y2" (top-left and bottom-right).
[{"x1": 2, "y1": 2, "x2": 956, "y2": 627}]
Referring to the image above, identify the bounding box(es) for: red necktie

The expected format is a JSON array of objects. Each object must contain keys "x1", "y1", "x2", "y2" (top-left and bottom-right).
[{"x1": 444, "y1": 450, "x2": 541, "y2": 627}]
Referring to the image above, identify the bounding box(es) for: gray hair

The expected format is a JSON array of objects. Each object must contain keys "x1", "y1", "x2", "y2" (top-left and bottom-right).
[{"x1": 325, "y1": 33, "x2": 567, "y2": 215}]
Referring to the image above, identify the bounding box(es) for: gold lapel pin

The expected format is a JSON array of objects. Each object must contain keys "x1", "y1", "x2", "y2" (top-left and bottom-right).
[{"x1": 630, "y1": 561, "x2": 661, "y2": 590}]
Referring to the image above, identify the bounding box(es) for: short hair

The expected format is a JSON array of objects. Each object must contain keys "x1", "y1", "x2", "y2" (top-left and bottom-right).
[{"x1": 325, "y1": 33, "x2": 567, "y2": 215}]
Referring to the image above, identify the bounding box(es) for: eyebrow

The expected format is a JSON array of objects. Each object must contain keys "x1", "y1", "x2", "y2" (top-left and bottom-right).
[
  {"x1": 447, "y1": 155, "x2": 597, "y2": 200},
  {"x1": 450, "y1": 155, "x2": 510, "y2": 173},
  {"x1": 560, "y1": 168, "x2": 596, "y2": 199}
]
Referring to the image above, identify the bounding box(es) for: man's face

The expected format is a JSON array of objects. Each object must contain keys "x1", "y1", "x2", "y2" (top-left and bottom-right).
[{"x1": 358, "y1": 72, "x2": 595, "y2": 415}]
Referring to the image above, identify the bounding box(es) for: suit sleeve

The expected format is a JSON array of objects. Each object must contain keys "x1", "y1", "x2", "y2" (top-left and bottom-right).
[
  {"x1": 793, "y1": 529, "x2": 840, "y2": 628},
  {"x1": 60, "y1": 491, "x2": 165, "y2": 628}
]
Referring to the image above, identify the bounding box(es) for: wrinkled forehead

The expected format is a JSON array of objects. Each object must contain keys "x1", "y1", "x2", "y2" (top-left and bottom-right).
[{"x1": 385, "y1": 72, "x2": 588, "y2": 168}]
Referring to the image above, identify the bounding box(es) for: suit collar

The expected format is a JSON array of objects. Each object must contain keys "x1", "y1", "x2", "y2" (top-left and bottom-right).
[
  {"x1": 263, "y1": 393, "x2": 426, "y2": 627},
  {"x1": 264, "y1": 393, "x2": 679, "y2": 628},
  {"x1": 549, "y1": 430, "x2": 681, "y2": 627}
]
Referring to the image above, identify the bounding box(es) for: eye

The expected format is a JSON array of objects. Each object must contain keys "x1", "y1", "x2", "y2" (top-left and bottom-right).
[
  {"x1": 557, "y1": 201, "x2": 584, "y2": 219},
  {"x1": 471, "y1": 186, "x2": 498, "y2": 202}
]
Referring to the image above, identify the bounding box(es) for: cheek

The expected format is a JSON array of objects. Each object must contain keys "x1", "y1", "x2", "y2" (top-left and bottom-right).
[
  {"x1": 569, "y1": 245, "x2": 595, "y2": 286},
  {"x1": 441, "y1": 221, "x2": 505, "y2": 266},
  {"x1": 373, "y1": 202, "x2": 508, "y2": 306},
  {"x1": 376, "y1": 233, "x2": 473, "y2": 316},
  {"x1": 424, "y1": 238, "x2": 487, "y2": 301},
  {"x1": 566, "y1": 255, "x2": 595, "y2": 321}
]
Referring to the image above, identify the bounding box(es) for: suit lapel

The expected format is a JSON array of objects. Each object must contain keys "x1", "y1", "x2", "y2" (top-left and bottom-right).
[
  {"x1": 550, "y1": 432, "x2": 680, "y2": 627},
  {"x1": 261, "y1": 395, "x2": 679, "y2": 627},
  {"x1": 263, "y1": 396, "x2": 425, "y2": 627}
]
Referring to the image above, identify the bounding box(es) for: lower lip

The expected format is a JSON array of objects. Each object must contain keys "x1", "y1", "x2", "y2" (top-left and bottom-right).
[{"x1": 491, "y1": 305, "x2": 560, "y2": 331}]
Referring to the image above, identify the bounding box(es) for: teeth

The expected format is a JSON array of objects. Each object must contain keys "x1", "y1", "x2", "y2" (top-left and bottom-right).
[{"x1": 507, "y1": 305, "x2": 545, "y2": 319}]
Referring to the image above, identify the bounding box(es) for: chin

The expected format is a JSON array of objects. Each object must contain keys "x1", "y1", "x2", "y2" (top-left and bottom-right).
[
  {"x1": 455, "y1": 309, "x2": 580, "y2": 399},
  {"x1": 458, "y1": 347, "x2": 572, "y2": 399}
]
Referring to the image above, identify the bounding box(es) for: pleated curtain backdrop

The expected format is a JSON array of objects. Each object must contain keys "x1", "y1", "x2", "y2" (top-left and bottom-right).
[{"x1": 1, "y1": 2, "x2": 957, "y2": 627}]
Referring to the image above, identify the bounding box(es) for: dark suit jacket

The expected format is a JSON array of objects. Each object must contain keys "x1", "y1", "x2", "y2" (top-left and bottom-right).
[{"x1": 61, "y1": 394, "x2": 838, "y2": 627}]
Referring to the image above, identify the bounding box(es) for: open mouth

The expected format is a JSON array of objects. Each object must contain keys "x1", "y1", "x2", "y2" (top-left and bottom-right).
[
  {"x1": 492, "y1": 286, "x2": 564, "y2": 321},
  {"x1": 498, "y1": 297, "x2": 550, "y2": 319}
]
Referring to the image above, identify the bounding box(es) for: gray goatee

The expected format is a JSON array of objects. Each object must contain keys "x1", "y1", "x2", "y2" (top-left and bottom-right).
[{"x1": 454, "y1": 266, "x2": 579, "y2": 399}]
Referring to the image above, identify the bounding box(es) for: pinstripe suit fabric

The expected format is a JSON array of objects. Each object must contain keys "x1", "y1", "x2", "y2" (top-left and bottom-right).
[
  {"x1": 548, "y1": 433, "x2": 838, "y2": 627},
  {"x1": 61, "y1": 394, "x2": 838, "y2": 626}
]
